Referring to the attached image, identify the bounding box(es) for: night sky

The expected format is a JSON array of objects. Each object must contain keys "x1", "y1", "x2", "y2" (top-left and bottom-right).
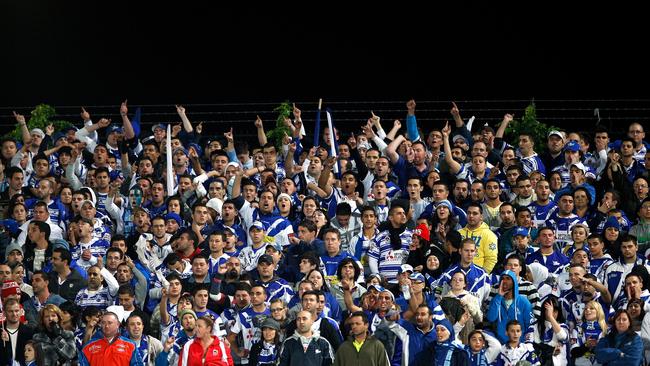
[{"x1": 1, "y1": 3, "x2": 648, "y2": 134}]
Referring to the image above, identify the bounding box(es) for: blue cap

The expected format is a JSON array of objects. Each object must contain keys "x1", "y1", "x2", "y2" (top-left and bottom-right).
[
  {"x1": 173, "y1": 147, "x2": 188, "y2": 156},
  {"x1": 513, "y1": 226, "x2": 529, "y2": 237},
  {"x1": 164, "y1": 212, "x2": 183, "y2": 226},
  {"x1": 266, "y1": 242, "x2": 283, "y2": 252},
  {"x1": 368, "y1": 284, "x2": 385, "y2": 293},
  {"x1": 52, "y1": 132, "x2": 66, "y2": 143},
  {"x1": 564, "y1": 140, "x2": 581, "y2": 152},
  {"x1": 0, "y1": 219, "x2": 19, "y2": 236},
  {"x1": 109, "y1": 170, "x2": 124, "y2": 182},
  {"x1": 603, "y1": 216, "x2": 621, "y2": 231},
  {"x1": 409, "y1": 272, "x2": 425, "y2": 283},
  {"x1": 106, "y1": 125, "x2": 124, "y2": 135}
]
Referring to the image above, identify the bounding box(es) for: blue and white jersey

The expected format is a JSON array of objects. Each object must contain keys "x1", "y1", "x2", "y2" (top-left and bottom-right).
[
  {"x1": 368, "y1": 228, "x2": 412, "y2": 283},
  {"x1": 25, "y1": 198, "x2": 68, "y2": 226},
  {"x1": 348, "y1": 230, "x2": 378, "y2": 272},
  {"x1": 75, "y1": 287, "x2": 115, "y2": 310},
  {"x1": 545, "y1": 212, "x2": 584, "y2": 250},
  {"x1": 525, "y1": 320, "x2": 569, "y2": 366},
  {"x1": 208, "y1": 253, "x2": 230, "y2": 277},
  {"x1": 528, "y1": 201, "x2": 556, "y2": 228},
  {"x1": 230, "y1": 307, "x2": 271, "y2": 353},
  {"x1": 494, "y1": 342, "x2": 540, "y2": 366},
  {"x1": 253, "y1": 342, "x2": 278, "y2": 365},
  {"x1": 73, "y1": 237, "x2": 110, "y2": 263},
  {"x1": 434, "y1": 263, "x2": 491, "y2": 302},
  {"x1": 455, "y1": 164, "x2": 491, "y2": 184},
  {"x1": 95, "y1": 192, "x2": 109, "y2": 214},
  {"x1": 551, "y1": 164, "x2": 573, "y2": 188},
  {"x1": 238, "y1": 245, "x2": 268, "y2": 272},
  {"x1": 589, "y1": 255, "x2": 614, "y2": 283},
  {"x1": 91, "y1": 215, "x2": 113, "y2": 243},
  {"x1": 526, "y1": 249, "x2": 570, "y2": 275},
  {"x1": 259, "y1": 278, "x2": 294, "y2": 305},
  {"x1": 238, "y1": 200, "x2": 294, "y2": 247},
  {"x1": 319, "y1": 186, "x2": 359, "y2": 220},
  {"x1": 320, "y1": 252, "x2": 354, "y2": 278},
  {"x1": 518, "y1": 152, "x2": 546, "y2": 176},
  {"x1": 604, "y1": 257, "x2": 650, "y2": 301}
]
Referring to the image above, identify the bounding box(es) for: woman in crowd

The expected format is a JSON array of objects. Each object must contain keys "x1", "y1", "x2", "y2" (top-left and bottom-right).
[
  {"x1": 178, "y1": 316, "x2": 233, "y2": 366},
  {"x1": 595, "y1": 309, "x2": 644, "y2": 366},
  {"x1": 32, "y1": 304, "x2": 77, "y2": 366}
]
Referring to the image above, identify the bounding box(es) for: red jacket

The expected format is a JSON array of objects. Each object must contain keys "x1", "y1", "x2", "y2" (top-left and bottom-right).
[
  {"x1": 80, "y1": 336, "x2": 143, "y2": 366},
  {"x1": 178, "y1": 336, "x2": 233, "y2": 366}
]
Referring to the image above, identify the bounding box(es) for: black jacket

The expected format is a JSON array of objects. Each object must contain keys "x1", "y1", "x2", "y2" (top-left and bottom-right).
[
  {"x1": 0, "y1": 323, "x2": 35, "y2": 366},
  {"x1": 285, "y1": 316, "x2": 343, "y2": 351},
  {"x1": 279, "y1": 333, "x2": 333, "y2": 366},
  {"x1": 48, "y1": 267, "x2": 87, "y2": 302}
]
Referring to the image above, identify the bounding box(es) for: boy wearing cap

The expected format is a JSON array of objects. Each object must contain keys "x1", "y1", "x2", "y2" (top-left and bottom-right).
[
  {"x1": 238, "y1": 221, "x2": 270, "y2": 272},
  {"x1": 255, "y1": 253, "x2": 294, "y2": 305},
  {"x1": 508, "y1": 227, "x2": 536, "y2": 259}
]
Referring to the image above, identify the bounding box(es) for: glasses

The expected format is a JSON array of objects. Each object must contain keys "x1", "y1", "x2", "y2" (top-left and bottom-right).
[
  {"x1": 270, "y1": 307, "x2": 284, "y2": 312},
  {"x1": 629, "y1": 130, "x2": 644, "y2": 134}
]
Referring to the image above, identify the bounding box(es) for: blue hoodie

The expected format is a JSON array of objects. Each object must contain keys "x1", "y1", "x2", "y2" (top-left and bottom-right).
[{"x1": 486, "y1": 270, "x2": 533, "y2": 343}]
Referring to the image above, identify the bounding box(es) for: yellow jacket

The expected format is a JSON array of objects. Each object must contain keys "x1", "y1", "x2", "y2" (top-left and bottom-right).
[{"x1": 458, "y1": 222, "x2": 498, "y2": 273}]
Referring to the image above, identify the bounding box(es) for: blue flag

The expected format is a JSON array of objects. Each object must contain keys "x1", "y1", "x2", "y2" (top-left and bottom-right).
[{"x1": 131, "y1": 107, "x2": 142, "y2": 137}]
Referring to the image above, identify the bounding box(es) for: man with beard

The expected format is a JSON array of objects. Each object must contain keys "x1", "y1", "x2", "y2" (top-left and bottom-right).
[
  {"x1": 0, "y1": 298, "x2": 35, "y2": 366},
  {"x1": 48, "y1": 247, "x2": 87, "y2": 301},
  {"x1": 384, "y1": 304, "x2": 436, "y2": 366},
  {"x1": 334, "y1": 311, "x2": 390, "y2": 366},
  {"x1": 168, "y1": 309, "x2": 198, "y2": 366},
  {"x1": 114, "y1": 259, "x2": 148, "y2": 308},
  {"x1": 75, "y1": 262, "x2": 119, "y2": 311},
  {"x1": 368, "y1": 202, "x2": 413, "y2": 284}
]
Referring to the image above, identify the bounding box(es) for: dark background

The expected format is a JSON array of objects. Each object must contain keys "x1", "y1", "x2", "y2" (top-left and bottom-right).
[{"x1": 1, "y1": 3, "x2": 648, "y2": 135}]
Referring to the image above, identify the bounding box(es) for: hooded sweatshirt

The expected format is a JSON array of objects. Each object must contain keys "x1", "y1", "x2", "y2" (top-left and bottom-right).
[
  {"x1": 458, "y1": 222, "x2": 498, "y2": 273},
  {"x1": 486, "y1": 270, "x2": 533, "y2": 344}
]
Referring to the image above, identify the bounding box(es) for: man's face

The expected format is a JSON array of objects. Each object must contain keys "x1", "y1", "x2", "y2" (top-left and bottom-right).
[
  {"x1": 432, "y1": 184, "x2": 448, "y2": 202},
  {"x1": 296, "y1": 312, "x2": 313, "y2": 334},
  {"x1": 461, "y1": 243, "x2": 476, "y2": 265},
  {"x1": 414, "y1": 307, "x2": 432, "y2": 329},
  {"x1": 501, "y1": 275, "x2": 514, "y2": 292},
  {"x1": 234, "y1": 290, "x2": 251, "y2": 308},
  {"x1": 505, "y1": 258, "x2": 521, "y2": 277},
  {"x1": 119, "y1": 293, "x2": 135, "y2": 310},
  {"x1": 467, "y1": 207, "x2": 482, "y2": 227},
  {"x1": 87, "y1": 267, "x2": 103, "y2": 289},
  {"x1": 349, "y1": 315, "x2": 369, "y2": 336},
  {"x1": 5, "y1": 303, "x2": 21, "y2": 324},
  {"x1": 302, "y1": 294, "x2": 318, "y2": 312},
  {"x1": 621, "y1": 241, "x2": 638, "y2": 260},
  {"x1": 499, "y1": 205, "x2": 515, "y2": 225},
  {"x1": 324, "y1": 232, "x2": 340, "y2": 255},
  {"x1": 374, "y1": 158, "x2": 390, "y2": 178},
  {"x1": 628, "y1": 123, "x2": 645, "y2": 144},
  {"x1": 101, "y1": 315, "x2": 121, "y2": 339},
  {"x1": 516, "y1": 179, "x2": 532, "y2": 198},
  {"x1": 80, "y1": 202, "x2": 96, "y2": 220},
  {"x1": 365, "y1": 150, "x2": 379, "y2": 169},
  {"x1": 193, "y1": 290, "x2": 209, "y2": 309},
  {"x1": 250, "y1": 286, "x2": 267, "y2": 306},
  {"x1": 106, "y1": 251, "x2": 122, "y2": 271},
  {"x1": 537, "y1": 229, "x2": 555, "y2": 248},
  {"x1": 470, "y1": 183, "x2": 484, "y2": 202},
  {"x1": 192, "y1": 258, "x2": 208, "y2": 277},
  {"x1": 33, "y1": 205, "x2": 49, "y2": 221},
  {"x1": 250, "y1": 227, "x2": 265, "y2": 244},
  {"x1": 127, "y1": 316, "x2": 143, "y2": 339},
  {"x1": 389, "y1": 207, "x2": 407, "y2": 226},
  {"x1": 297, "y1": 226, "x2": 316, "y2": 242},
  {"x1": 31, "y1": 273, "x2": 48, "y2": 293},
  {"x1": 569, "y1": 266, "x2": 586, "y2": 289},
  {"x1": 27, "y1": 223, "x2": 42, "y2": 243},
  {"x1": 95, "y1": 172, "x2": 109, "y2": 189},
  {"x1": 558, "y1": 196, "x2": 574, "y2": 215},
  {"x1": 116, "y1": 265, "x2": 132, "y2": 283},
  {"x1": 453, "y1": 183, "x2": 469, "y2": 201},
  {"x1": 485, "y1": 181, "x2": 500, "y2": 200}
]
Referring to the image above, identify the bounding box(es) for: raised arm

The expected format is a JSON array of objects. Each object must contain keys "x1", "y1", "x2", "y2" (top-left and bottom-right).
[
  {"x1": 120, "y1": 100, "x2": 136, "y2": 140},
  {"x1": 14, "y1": 112, "x2": 30, "y2": 146},
  {"x1": 255, "y1": 115, "x2": 268, "y2": 146},
  {"x1": 405, "y1": 99, "x2": 420, "y2": 141},
  {"x1": 450, "y1": 102, "x2": 465, "y2": 128},
  {"x1": 317, "y1": 157, "x2": 335, "y2": 197},
  {"x1": 442, "y1": 121, "x2": 462, "y2": 174},
  {"x1": 495, "y1": 113, "x2": 513, "y2": 138},
  {"x1": 285, "y1": 142, "x2": 296, "y2": 177},
  {"x1": 385, "y1": 119, "x2": 402, "y2": 141},
  {"x1": 175, "y1": 105, "x2": 194, "y2": 133},
  {"x1": 384, "y1": 134, "x2": 406, "y2": 165}
]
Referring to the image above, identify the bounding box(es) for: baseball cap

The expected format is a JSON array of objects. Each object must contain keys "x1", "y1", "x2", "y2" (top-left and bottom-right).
[
  {"x1": 257, "y1": 254, "x2": 275, "y2": 266},
  {"x1": 513, "y1": 226, "x2": 529, "y2": 237},
  {"x1": 106, "y1": 125, "x2": 124, "y2": 135},
  {"x1": 80, "y1": 199, "x2": 95, "y2": 208},
  {"x1": 413, "y1": 223, "x2": 430, "y2": 242},
  {"x1": 368, "y1": 284, "x2": 385, "y2": 293},
  {"x1": 5, "y1": 242, "x2": 23, "y2": 257},
  {"x1": 569, "y1": 162, "x2": 588, "y2": 174},
  {"x1": 173, "y1": 147, "x2": 189, "y2": 156},
  {"x1": 151, "y1": 123, "x2": 167, "y2": 132},
  {"x1": 266, "y1": 242, "x2": 283, "y2": 253},
  {"x1": 564, "y1": 140, "x2": 581, "y2": 152},
  {"x1": 547, "y1": 130, "x2": 564, "y2": 140},
  {"x1": 249, "y1": 221, "x2": 265, "y2": 231},
  {"x1": 0, "y1": 219, "x2": 20, "y2": 237},
  {"x1": 452, "y1": 135, "x2": 467, "y2": 144},
  {"x1": 410, "y1": 272, "x2": 425, "y2": 283},
  {"x1": 398, "y1": 264, "x2": 414, "y2": 275}
]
